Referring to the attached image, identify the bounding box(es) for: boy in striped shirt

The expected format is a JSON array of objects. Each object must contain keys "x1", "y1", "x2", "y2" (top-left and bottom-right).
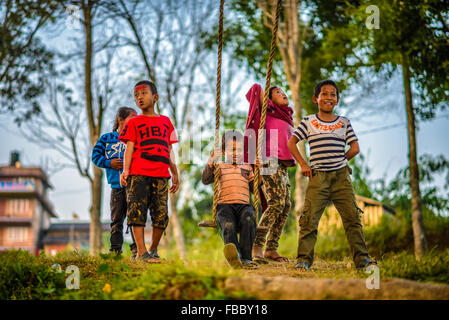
[{"x1": 287, "y1": 79, "x2": 376, "y2": 270}]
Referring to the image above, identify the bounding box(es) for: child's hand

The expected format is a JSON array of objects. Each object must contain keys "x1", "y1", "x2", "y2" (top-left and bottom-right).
[
  {"x1": 111, "y1": 158, "x2": 123, "y2": 170},
  {"x1": 170, "y1": 174, "x2": 179, "y2": 193},
  {"x1": 207, "y1": 150, "x2": 220, "y2": 167},
  {"x1": 120, "y1": 170, "x2": 129, "y2": 186},
  {"x1": 300, "y1": 164, "x2": 313, "y2": 179}
]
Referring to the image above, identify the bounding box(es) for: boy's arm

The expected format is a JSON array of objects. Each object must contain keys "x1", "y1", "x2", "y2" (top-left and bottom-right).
[
  {"x1": 120, "y1": 141, "x2": 134, "y2": 186},
  {"x1": 91, "y1": 135, "x2": 110, "y2": 169},
  {"x1": 169, "y1": 145, "x2": 179, "y2": 193},
  {"x1": 202, "y1": 151, "x2": 217, "y2": 185},
  {"x1": 287, "y1": 135, "x2": 312, "y2": 179},
  {"x1": 346, "y1": 141, "x2": 360, "y2": 161}
]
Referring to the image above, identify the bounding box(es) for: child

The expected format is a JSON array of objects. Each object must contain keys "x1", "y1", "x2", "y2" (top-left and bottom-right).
[
  {"x1": 245, "y1": 83, "x2": 295, "y2": 263},
  {"x1": 287, "y1": 79, "x2": 376, "y2": 270},
  {"x1": 119, "y1": 80, "x2": 180, "y2": 263},
  {"x1": 202, "y1": 130, "x2": 258, "y2": 269},
  {"x1": 92, "y1": 106, "x2": 138, "y2": 257}
]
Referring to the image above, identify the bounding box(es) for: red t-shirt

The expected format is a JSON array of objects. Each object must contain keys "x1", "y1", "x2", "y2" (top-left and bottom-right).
[{"x1": 119, "y1": 115, "x2": 178, "y2": 178}]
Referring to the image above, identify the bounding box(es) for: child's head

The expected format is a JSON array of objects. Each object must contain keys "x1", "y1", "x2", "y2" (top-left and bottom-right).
[
  {"x1": 221, "y1": 129, "x2": 244, "y2": 164},
  {"x1": 313, "y1": 80, "x2": 340, "y2": 113},
  {"x1": 134, "y1": 80, "x2": 158, "y2": 111},
  {"x1": 269, "y1": 86, "x2": 289, "y2": 106},
  {"x1": 113, "y1": 106, "x2": 137, "y2": 132}
]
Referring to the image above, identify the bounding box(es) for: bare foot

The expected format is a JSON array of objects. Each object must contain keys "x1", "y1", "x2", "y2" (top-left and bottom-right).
[{"x1": 264, "y1": 250, "x2": 289, "y2": 262}]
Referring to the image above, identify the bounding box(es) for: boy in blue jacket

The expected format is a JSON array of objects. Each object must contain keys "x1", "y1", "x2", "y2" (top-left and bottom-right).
[{"x1": 92, "y1": 107, "x2": 137, "y2": 257}]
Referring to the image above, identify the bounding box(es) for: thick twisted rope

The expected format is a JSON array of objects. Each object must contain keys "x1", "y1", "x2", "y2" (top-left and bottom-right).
[
  {"x1": 211, "y1": 0, "x2": 225, "y2": 224},
  {"x1": 253, "y1": 0, "x2": 282, "y2": 222}
]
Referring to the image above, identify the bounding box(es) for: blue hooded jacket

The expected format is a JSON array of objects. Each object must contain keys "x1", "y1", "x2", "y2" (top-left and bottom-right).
[{"x1": 92, "y1": 131, "x2": 126, "y2": 189}]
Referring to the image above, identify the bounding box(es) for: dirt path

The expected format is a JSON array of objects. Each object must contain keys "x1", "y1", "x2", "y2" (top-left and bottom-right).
[{"x1": 222, "y1": 259, "x2": 449, "y2": 300}]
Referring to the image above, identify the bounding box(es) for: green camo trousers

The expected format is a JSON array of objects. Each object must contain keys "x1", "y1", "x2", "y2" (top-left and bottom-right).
[
  {"x1": 296, "y1": 166, "x2": 369, "y2": 267},
  {"x1": 254, "y1": 164, "x2": 291, "y2": 251}
]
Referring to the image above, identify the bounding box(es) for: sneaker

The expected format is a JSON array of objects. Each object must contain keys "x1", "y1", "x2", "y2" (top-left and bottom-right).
[
  {"x1": 356, "y1": 257, "x2": 377, "y2": 270},
  {"x1": 223, "y1": 243, "x2": 243, "y2": 269},
  {"x1": 136, "y1": 251, "x2": 161, "y2": 263},
  {"x1": 148, "y1": 250, "x2": 160, "y2": 259},
  {"x1": 241, "y1": 259, "x2": 259, "y2": 269},
  {"x1": 130, "y1": 244, "x2": 138, "y2": 261},
  {"x1": 295, "y1": 261, "x2": 311, "y2": 270}
]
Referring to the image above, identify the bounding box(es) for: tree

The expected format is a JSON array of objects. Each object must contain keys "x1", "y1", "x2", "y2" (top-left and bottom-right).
[
  {"x1": 0, "y1": 0, "x2": 62, "y2": 120},
  {"x1": 19, "y1": 0, "x2": 126, "y2": 255}
]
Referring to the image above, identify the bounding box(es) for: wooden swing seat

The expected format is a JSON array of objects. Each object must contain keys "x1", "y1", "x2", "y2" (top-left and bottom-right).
[{"x1": 197, "y1": 220, "x2": 217, "y2": 228}]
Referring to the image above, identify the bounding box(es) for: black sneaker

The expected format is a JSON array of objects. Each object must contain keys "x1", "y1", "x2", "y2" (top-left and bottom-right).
[
  {"x1": 223, "y1": 243, "x2": 243, "y2": 269},
  {"x1": 356, "y1": 258, "x2": 377, "y2": 270},
  {"x1": 295, "y1": 261, "x2": 311, "y2": 270}
]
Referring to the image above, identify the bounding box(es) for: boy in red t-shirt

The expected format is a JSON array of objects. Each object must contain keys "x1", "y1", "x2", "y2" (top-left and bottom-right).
[{"x1": 119, "y1": 80, "x2": 179, "y2": 263}]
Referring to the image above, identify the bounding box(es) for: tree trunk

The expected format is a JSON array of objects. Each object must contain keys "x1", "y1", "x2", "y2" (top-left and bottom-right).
[
  {"x1": 169, "y1": 190, "x2": 186, "y2": 259},
  {"x1": 83, "y1": 0, "x2": 103, "y2": 255},
  {"x1": 89, "y1": 166, "x2": 103, "y2": 255},
  {"x1": 401, "y1": 52, "x2": 427, "y2": 260}
]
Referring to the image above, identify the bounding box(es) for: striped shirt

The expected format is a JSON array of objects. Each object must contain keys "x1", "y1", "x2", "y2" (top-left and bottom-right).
[{"x1": 293, "y1": 114, "x2": 358, "y2": 171}]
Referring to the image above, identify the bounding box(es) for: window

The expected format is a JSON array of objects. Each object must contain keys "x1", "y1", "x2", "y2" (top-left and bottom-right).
[
  {"x1": 7, "y1": 227, "x2": 28, "y2": 242},
  {"x1": 8, "y1": 199, "x2": 29, "y2": 215}
]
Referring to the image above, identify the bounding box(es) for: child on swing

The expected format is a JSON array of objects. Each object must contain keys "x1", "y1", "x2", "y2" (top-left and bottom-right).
[
  {"x1": 92, "y1": 106, "x2": 138, "y2": 258},
  {"x1": 245, "y1": 83, "x2": 295, "y2": 263},
  {"x1": 202, "y1": 130, "x2": 258, "y2": 269},
  {"x1": 287, "y1": 79, "x2": 376, "y2": 270},
  {"x1": 119, "y1": 80, "x2": 180, "y2": 263}
]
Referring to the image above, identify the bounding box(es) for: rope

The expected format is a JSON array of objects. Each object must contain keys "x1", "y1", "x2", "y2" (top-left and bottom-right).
[
  {"x1": 253, "y1": 0, "x2": 282, "y2": 222},
  {"x1": 211, "y1": 0, "x2": 225, "y2": 224}
]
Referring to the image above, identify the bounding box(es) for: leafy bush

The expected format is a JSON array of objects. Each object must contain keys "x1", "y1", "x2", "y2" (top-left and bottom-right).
[{"x1": 0, "y1": 250, "x2": 66, "y2": 299}]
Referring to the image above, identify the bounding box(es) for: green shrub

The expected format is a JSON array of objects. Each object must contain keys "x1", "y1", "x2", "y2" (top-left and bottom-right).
[{"x1": 0, "y1": 250, "x2": 66, "y2": 299}]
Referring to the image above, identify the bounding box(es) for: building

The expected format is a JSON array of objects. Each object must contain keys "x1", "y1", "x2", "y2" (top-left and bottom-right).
[
  {"x1": 42, "y1": 221, "x2": 109, "y2": 255},
  {"x1": 319, "y1": 194, "x2": 396, "y2": 234},
  {"x1": 43, "y1": 221, "x2": 154, "y2": 255},
  {"x1": 0, "y1": 152, "x2": 57, "y2": 254}
]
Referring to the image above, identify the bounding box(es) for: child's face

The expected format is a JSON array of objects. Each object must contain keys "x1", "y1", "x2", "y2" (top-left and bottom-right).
[
  {"x1": 224, "y1": 139, "x2": 243, "y2": 163},
  {"x1": 313, "y1": 84, "x2": 338, "y2": 113},
  {"x1": 134, "y1": 85, "x2": 158, "y2": 111},
  {"x1": 270, "y1": 87, "x2": 289, "y2": 106}
]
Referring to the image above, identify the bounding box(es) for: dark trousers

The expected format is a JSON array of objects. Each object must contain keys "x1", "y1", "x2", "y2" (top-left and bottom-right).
[
  {"x1": 216, "y1": 203, "x2": 257, "y2": 261},
  {"x1": 110, "y1": 188, "x2": 136, "y2": 253}
]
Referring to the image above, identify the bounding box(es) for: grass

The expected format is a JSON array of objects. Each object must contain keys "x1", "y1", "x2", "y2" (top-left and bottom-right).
[{"x1": 1, "y1": 240, "x2": 448, "y2": 300}]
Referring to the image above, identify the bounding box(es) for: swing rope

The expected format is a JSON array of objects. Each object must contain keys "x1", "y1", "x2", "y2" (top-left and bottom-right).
[
  {"x1": 211, "y1": 0, "x2": 225, "y2": 225},
  {"x1": 198, "y1": 0, "x2": 282, "y2": 228},
  {"x1": 253, "y1": 0, "x2": 282, "y2": 222}
]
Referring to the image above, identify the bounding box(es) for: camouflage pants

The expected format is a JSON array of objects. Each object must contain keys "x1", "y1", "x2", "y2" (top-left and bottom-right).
[
  {"x1": 253, "y1": 163, "x2": 291, "y2": 251},
  {"x1": 126, "y1": 175, "x2": 169, "y2": 229}
]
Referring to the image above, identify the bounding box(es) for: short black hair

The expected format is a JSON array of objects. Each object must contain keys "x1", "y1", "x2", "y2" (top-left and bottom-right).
[
  {"x1": 221, "y1": 129, "x2": 244, "y2": 152},
  {"x1": 268, "y1": 86, "x2": 279, "y2": 100},
  {"x1": 314, "y1": 80, "x2": 339, "y2": 101},
  {"x1": 135, "y1": 80, "x2": 158, "y2": 95},
  {"x1": 112, "y1": 106, "x2": 136, "y2": 131}
]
